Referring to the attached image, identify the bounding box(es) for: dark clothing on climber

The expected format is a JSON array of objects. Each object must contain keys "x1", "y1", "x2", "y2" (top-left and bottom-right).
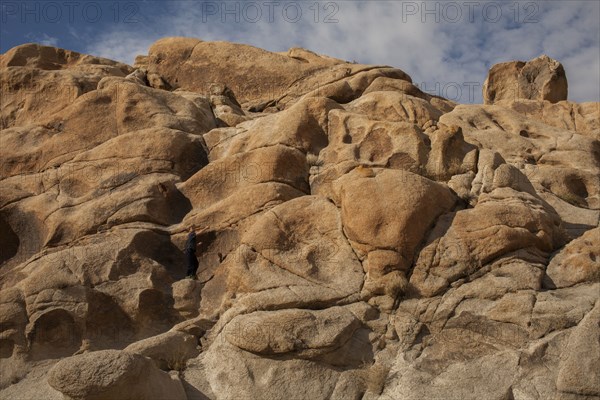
[
  {"x1": 185, "y1": 231, "x2": 197, "y2": 252},
  {"x1": 185, "y1": 231, "x2": 199, "y2": 278}
]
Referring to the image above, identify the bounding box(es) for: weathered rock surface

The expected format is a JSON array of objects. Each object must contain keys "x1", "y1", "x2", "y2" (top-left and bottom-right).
[
  {"x1": 483, "y1": 55, "x2": 568, "y2": 104},
  {"x1": 1, "y1": 43, "x2": 133, "y2": 129},
  {"x1": 1, "y1": 39, "x2": 599, "y2": 400},
  {"x1": 47, "y1": 349, "x2": 187, "y2": 400},
  {"x1": 546, "y1": 227, "x2": 600, "y2": 288},
  {"x1": 124, "y1": 330, "x2": 199, "y2": 370},
  {"x1": 133, "y1": 37, "x2": 412, "y2": 110}
]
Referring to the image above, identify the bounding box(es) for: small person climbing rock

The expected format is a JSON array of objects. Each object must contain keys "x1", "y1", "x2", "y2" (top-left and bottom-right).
[{"x1": 184, "y1": 225, "x2": 206, "y2": 279}]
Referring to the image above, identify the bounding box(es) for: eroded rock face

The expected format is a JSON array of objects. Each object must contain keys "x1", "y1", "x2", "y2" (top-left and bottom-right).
[
  {"x1": 546, "y1": 227, "x2": 600, "y2": 288},
  {"x1": 133, "y1": 37, "x2": 412, "y2": 110},
  {"x1": 0, "y1": 43, "x2": 133, "y2": 129},
  {"x1": 483, "y1": 55, "x2": 568, "y2": 104},
  {"x1": 47, "y1": 350, "x2": 187, "y2": 400},
  {"x1": 1, "y1": 39, "x2": 599, "y2": 400}
]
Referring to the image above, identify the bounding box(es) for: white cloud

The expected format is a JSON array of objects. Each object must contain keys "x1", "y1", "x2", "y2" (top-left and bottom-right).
[
  {"x1": 67, "y1": 26, "x2": 81, "y2": 40},
  {"x1": 83, "y1": 0, "x2": 599, "y2": 104},
  {"x1": 25, "y1": 33, "x2": 59, "y2": 47},
  {"x1": 87, "y1": 34, "x2": 154, "y2": 67}
]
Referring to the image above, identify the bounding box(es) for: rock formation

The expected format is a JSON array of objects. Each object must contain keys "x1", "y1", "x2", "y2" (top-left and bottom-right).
[
  {"x1": 0, "y1": 39, "x2": 598, "y2": 400},
  {"x1": 483, "y1": 54, "x2": 568, "y2": 104}
]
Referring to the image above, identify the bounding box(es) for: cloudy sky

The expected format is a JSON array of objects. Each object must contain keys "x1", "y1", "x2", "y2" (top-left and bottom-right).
[{"x1": 1, "y1": 0, "x2": 599, "y2": 103}]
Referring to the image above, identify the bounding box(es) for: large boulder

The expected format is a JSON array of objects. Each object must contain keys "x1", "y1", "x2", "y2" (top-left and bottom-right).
[
  {"x1": 546, "y1": 227, "x2": 600, "y2": 288},
  {"x1": 222, "y1": 304, "x2": 369, "y2": 362},
  {"x1": 124, "y1": 331, "x2": 199, "y2": 370},
  {"x1": 440, "y1": 104, "x2": 600, "y2": 210},
  {"x1": 133, "y1": 37, "x2": 344, "y2": 106},
  {"x1": 333, "y1": 168, "x2": 457, "y2": 256},
  {"x1": 556, "y1": 300, "x2": 600, "y2": 396},
  {"x1": 313, "y1": 109, "x2": 429, "y2": 187},
  {"x1": 0, "y1": 43, "x2": 132, "y2": 73},
  {"x1": 198, "y1": 196, "x2": 365, "y2": 323},
  {"x1": 47, "y1": 350, "x2": 186, "y2": 400},
  {"x1": 506, "y1": 99, "x2": 599, "y2": 140},
  {"x1": 410, "y1": 186, "x2": 564, "y2": 298},
  {"x1": 483, "y1": 55, "x2": 568, "y2": 104},
  {"x1": 133, "y1": 37, "x2": 412, "y2": 109},
  {"x1": 0, "y1": 43, "x2": 132, "y2": 129}
]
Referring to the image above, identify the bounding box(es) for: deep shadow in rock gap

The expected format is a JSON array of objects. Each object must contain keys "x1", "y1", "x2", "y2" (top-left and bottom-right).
[
  {"x1": 153, "y1": 181, "x2": 194, "y2": 225},
  {"x1": 0, "y1": 214, "x2": 20, "y2": 265},
  {"x1": 181, "y1": 379, "x2": 212, "y2": 400},
  {"x1": 27, "y1": 309, "x2": 82, "y2": 361},
  {"x1": 131, "y1": 230, "x2": 191, "y2": 281},
  {"x1": 85, "y1": 289, "x2": 136, "y2": 349},
  {"x1": 195, "y1": 228, "x2": 240, "y2": 283}
]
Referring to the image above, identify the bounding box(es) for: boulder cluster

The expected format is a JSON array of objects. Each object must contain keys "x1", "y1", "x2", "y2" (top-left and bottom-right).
[{"x1": 0, "y1": 38, "x2": 598, "y2": 400}]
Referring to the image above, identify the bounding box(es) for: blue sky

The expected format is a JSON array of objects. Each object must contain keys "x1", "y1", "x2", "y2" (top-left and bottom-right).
[{"x1": 1, "y1": 0, "x2": 599, "y2": 104}]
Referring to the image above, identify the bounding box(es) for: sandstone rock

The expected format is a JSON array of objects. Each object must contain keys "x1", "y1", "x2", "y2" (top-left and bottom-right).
[
  {"x1": 287, "y1": 64, "x2": 412, "y2": 108},
  {"x1": 507, "y1": 99, "x2": 599, "y2": 140},
  {"x1": 313, "y1": 109, "x2": 429, "y2": 189},
  {"x1": 209, "y1": 84, "x2": 249, "y2": 127},
  {"x1": 202, "y1": 340, "x2": 344, "y2": 400},
  {"x1": 382, "y1": 325, "x2": 524, "y2": 400},
  {"x1": 529, "y1": 283, "x2": 598, "y2": 339},
  {"x1": 0, "y1": 360, "x2": 63, "y2": 399},
  {"x1": 1, "y1": 82, "x2": 211, "y2": 180},
  {"x1": 538, "y1": 189, "x2": 599, "y2": 239},
  {"x1": 179, "y1": 354, "x2": 215, "y2": 399},
  {"x1": 410, "y1": 187, "x2": 563, "y2": 297},
  {"x1": 134, "y1": 37, "x2": 345, "y2": 105},
  {"x1": 334, "y1": 168, "x2": 456, "y2": 263},
  {"x1": 440, "y1": 104, "x2": 600, "y2": 209},
  {"x1": 223, "y1": 305, "x2": 368, "y2": 363},
  {"x1": 486, "y1": 291, "x2": 537, "y2": 328},
  {"x1": 124, "y1": 68, "x2": 148, "y2": 86},
  {"x1": 147, "y1": 72, "x2": 171, "y2": 90},
  {"x1": 205, "y1": 96, "x2": 341, "y2": 160},
  {"x1": 546, "y1": 227, "x2": 600, "y2": 288},
  {"x1": 180, "y1": 144, "x2": 308, "y2": 209},
  {"x1": 0, "y1": 44, "x2": 133, "y2": 129},
  {"x1": 134, "y1": 37, "x2": 412, "y2": 109},
  {"x1": 0, "y1": 43, "x2": 132, "y2": 73},
  {"x1": 0, "y1": 227, "x2": 190, "y2": 359},
  {"x1": 329, "y1": 168, "x2": 456, "y2": 306},
  {"x1": 425, "y1": 124, "x2": 478, "y2": 180},
  {"x1": 0, "y1": 288, "x2": 27, "y2": 359},
  {"x1": 1, "y1": 69, "x2": 106, "y2": 129},
  {"x1": 173, "y1": 89, "x2": 216, "y2": 126},
  {"x1": 172, "y1": 279, "x2": 203, "y2": 319},
  {"x1": 2, "y1": 38, "x2": 600, "y2": 400},
  {"x1": 1, "y1": 76, "x2": 211, "y2": 252},
  {"x1": 47, "y1": 350, "x2": 186, "y2": 400},
  {"x1": 198, "y1": 196, "x2": 364, "y2": 323},
  {"x1": 483, "y1": 55, "x2": 568, "y2": 104},
  {"x1": 391, "y1": 312, "x2": 423, "y2": 351},
  {"x1": 362, "y1": 76, "x2": 455, "y2": 114},
  {"x1": 124, "y1": 330, "x2": 199, "y2": 370},
  {"x1": 556, "y1": 300, "x2": 600, "y2": 396},
  {"x1": 171, "y1": 317, "x2": 215, "y2": 339},
  {"x1": 347, "y1": 90, "x2": 444, "y2": 127}
]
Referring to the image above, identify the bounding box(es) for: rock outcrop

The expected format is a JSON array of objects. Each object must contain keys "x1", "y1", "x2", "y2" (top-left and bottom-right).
[
  {"x1": 47, "y1": 350, "x2": 187, "y2": 400},
  {"x1": 483, "y1": 54, "x2": 568, "y2": 104},
  {"x1": 0, "y1": 40, "x2": 598, "y2": 400}
]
